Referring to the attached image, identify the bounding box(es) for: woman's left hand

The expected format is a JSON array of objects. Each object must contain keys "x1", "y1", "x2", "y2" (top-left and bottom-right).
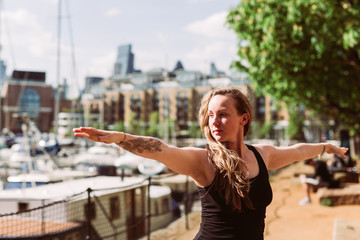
[{"x1": 325, "y1": 144, "x2": 348, "y2": 159}]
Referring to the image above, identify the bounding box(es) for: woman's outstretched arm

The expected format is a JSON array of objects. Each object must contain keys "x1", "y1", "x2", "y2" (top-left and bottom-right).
[
  {"x1": 73, "y1": 127, "x2": 208, "y2": 178},
  {"x1": 255, "y1": 143, "x2": 348, "y2": 170}
]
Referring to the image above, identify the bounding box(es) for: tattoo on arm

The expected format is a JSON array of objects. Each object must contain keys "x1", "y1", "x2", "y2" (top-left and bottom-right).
[{"x1": 118, "y1": 137, "x2": 163, "y2": 153}]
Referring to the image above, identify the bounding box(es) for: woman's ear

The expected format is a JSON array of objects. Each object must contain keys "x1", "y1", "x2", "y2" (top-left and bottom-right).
[{"x1": 240, "y1": 113, "x2": 250, "y2": 126}]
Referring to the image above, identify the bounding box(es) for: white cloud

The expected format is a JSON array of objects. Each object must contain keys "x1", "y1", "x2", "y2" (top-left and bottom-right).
[
  {"x1": 182, "y1": 11, "x2": 238, "y2": 73},
  {"x1": 105, "y1": 8, "x2": 122, "y2": 17},
  {"x1": 4, "y1": 9, "x2": 56, "y2": 58},
  {"x1": 2, "y1": 8, "x2": 80, "y2": 87},
  {"x1": 184, "y1": 41, "x2": 236, "y2": 72},
  {"x1": 184, "y1": 11, "x2": 233, "y2": 39}
]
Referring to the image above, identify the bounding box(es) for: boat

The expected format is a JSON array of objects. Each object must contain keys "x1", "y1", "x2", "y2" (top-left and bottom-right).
[
  {"x1": 0, "y1": 134, "x2": 62, "y2": 170},
  {"x1": 4, "y1": 168, "x2": 97, "y2": 190},
  {"x1": 115, "y1": 150, "x2": 145, "y2": 172},
  {"x1": 72, "y1": 143, "x2": 121, "y2": 168},
  {"x1": 0, "y1": 143, "x2": 32, "y2": 169},
  {"x1": 0, "y1": 176, "x2": 178, "y2": 239},
  {"x1": 138, "y1": 159, "x2": 166, "y2": 176},
  {"x1": 115, "y1": 150, "x2": 166, "y2": 176}
]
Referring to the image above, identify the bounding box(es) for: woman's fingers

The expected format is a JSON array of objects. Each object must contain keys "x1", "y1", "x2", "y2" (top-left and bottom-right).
[
  {"x1": 73, "y1": 127, "x2": 101, "y2": 141},
  {"x1": 330, "y1": 146, "x2": 348, "y2": 159},
  {"x1": 339, "y1": 147, "x2": 348, "y2": 159},
  {"x1": 73, "y1": 127, "x2": 118, "y2": 144}
]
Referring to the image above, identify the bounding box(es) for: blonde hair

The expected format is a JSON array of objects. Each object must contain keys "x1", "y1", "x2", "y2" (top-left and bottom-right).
[{"x1": 198, "y1": 87, "x2": 253, "y2": 211}]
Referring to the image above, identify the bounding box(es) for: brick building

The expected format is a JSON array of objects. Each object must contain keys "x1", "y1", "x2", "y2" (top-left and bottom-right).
[{"x1": 0, "y1": 70, "x2": 71, "y2": 134}]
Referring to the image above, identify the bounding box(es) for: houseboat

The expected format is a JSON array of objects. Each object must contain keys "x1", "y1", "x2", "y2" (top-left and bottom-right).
[{"x1": 0, "y1": 176, "x2": 177, "y2": 239}]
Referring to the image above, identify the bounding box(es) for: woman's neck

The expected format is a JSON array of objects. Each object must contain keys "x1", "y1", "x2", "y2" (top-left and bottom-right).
[{"x1": 226, "y1": 140, "x2": 247, "y2": 158}]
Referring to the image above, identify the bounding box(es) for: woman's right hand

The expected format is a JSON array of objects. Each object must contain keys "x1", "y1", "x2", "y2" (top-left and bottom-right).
[{"x1": 73, "y1": 127, "x2": 122, "y2": 144}]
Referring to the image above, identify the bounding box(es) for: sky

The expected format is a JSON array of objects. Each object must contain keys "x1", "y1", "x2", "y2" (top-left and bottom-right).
[{"x1": 1, "y1": 0, "x2": 240, "y2": 97}]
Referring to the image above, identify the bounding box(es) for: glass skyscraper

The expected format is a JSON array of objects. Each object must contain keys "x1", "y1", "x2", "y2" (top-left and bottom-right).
[{"x1": 114, "y1": 44, "x2": 135, "y2": 76}]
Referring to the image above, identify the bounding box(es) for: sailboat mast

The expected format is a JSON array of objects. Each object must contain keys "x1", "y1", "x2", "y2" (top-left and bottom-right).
[{"x1": 54, "y1": 0, "x2": 62, "y2": 135}]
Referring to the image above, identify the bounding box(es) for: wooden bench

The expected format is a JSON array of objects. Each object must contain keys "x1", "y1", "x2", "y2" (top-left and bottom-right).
[
  {"x1": 317, "y1": 184, "x2": 360, "y2": 206},
  {"x1": 334, "y1": 171, "x2": 359, "y2": 184},
  {"x1": 333, "y1": 219, "x2": 360, "y2": 240}
]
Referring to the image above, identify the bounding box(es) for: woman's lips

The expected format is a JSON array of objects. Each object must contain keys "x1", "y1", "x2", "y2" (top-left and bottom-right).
[{"x1": 212, "y1": 129, "x2": 222, "y2": 135}]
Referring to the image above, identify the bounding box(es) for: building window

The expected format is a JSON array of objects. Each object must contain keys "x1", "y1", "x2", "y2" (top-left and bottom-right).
[
  {"x1": 19, "y1": 88, "x2": 40, "y2": 117},
  {"x1": 130, "y1": 94, "x2": 141, "y2": 120},
  {"x1": 176, "y1": 92, "x2": 189, "y2": 128},
  {"x1": 110, "y1": 196, "x2": 120, "y2": 220},
  {"x1": 163, "y1": 94, "x2": 169, "y2": 118},
  {"x1": 84, "y1": 201, "x2": 96, "y2": 220},
  {"x1": 18, "y1": 202, "x2": 29, "y2": 212},
  {"x1": 152, "y1": 93, "x2": 159, "y2": 112}
]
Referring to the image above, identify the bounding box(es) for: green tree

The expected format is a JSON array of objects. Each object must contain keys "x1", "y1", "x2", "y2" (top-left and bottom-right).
[
  {"x1": 158, "y1": 117, "x2": 174, "y2": 140},
  {"x1": 227, "y1": 0, "x2": 360, "y2": 134},
  {"x1": 113, "y1": 120, "x2": 126, "y2": 132},
  {"x1": 260, "y1": 121, "x2": 274, "y2": 139},
  {"x1": 128, "y1": 112, "x2": 142, "y2": 135},
  {"x1": 147, "y1": 111, "x2": 159, "y2": 137},
  {"x1": 288, "y1": 106, "x2": 305, "y2": 140},
  {"x1": 189, "y1": 121, "x2": 203, "y2": 138},
  {"x1": 91, "y1": 122, "x2": 101, "y2": 130}
]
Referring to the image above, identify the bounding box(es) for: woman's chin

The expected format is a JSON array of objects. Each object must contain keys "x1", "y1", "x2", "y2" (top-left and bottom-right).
[
  {"x1": 215, "y1": 136, "x2": 224, "y2": 142},
  {"x1": 211, "y1": 133, "x2": 224, "y2": 142}
]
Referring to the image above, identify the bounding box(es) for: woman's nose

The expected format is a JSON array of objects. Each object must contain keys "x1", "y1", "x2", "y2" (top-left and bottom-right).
[{"x1": 212, "y1": 116, "x2": 220, "y2": 126}]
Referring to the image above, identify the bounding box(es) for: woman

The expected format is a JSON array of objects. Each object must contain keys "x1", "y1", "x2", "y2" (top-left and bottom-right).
[{"x1": 73, "y1": 87, "x2": 348, "y2": 239}]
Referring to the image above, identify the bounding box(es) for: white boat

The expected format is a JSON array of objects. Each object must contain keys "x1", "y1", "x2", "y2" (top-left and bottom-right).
[
  {"x1": 0, "y1": 136, "x2": 61, "y2": 170},
  {"x1": 0, "y1": 143, "x2": 33, "y2": 169},
  {"x1": 138, "y1": 159, "x2": 166, "y2": 176},
  {"x1": 0, "y1": 176, "x2": 177, "y2": 239},
  {"x1": 115, "y1": 150, "x2": 166, "y2": 176},
  {"x1": 115, "y1": 150, "x2": 146, "y2": 171},
  {"x1": 73, "y1": 143, "x2": 121, "y2": 167},
  {"x1": 4, "y1": 168, "x2": 97, "y2": 190}
]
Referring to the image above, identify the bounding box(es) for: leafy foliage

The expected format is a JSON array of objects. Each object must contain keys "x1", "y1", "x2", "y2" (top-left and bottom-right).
[
  {"x1": 189, "y1": 121, "x2": 203, "y2": 138},
  {"x1": 227, "y1": 0, "x2": 360, "y2": 133},
  {"x1": 128, "y1": 112, "x2": 142, "y2": 135},
  {"x1": 288, "y1": 107, "x2": 305, "y2": 140},
  {"x1": 147, "y1": 111, "x2": 160, "y2": 137},
  {"x1": 113, "y1": 120, "x2": 126, "y2": 132}
]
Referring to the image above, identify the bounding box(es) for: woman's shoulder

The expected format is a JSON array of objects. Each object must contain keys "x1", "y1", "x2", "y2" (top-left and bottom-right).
[
  {"x1": 250, "y1": 144, "x2": 277, "y2": 167},
  {"x1": 251, "y1": 144, "x2": 276, "y2": 154}
]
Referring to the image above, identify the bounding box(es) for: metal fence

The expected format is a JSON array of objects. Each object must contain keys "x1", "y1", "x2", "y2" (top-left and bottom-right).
[
  {"x1": 0, "y1": 179, "x2": 151, "y2": 240},
  {"x1": 0, "y1": 175, "x2": 195, "y2": 240}
]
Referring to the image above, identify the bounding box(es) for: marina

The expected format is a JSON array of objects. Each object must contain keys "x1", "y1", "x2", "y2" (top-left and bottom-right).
[
  {"x1": 0, "y1": 1, "x2": 358, "y2": 239},
  {"x1": 0, "y1": 130, "x2": 198, "y2": 240}
]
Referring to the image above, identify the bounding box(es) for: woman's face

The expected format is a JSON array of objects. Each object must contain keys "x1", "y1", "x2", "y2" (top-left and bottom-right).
[{"x1": 208, "y1": 95, "x2": 246, "y2": 143}]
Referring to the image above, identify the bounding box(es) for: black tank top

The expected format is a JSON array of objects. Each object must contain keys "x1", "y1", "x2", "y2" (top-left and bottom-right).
[{"x1": 194, "y1": 145, "x2": 273, "y2": 240}]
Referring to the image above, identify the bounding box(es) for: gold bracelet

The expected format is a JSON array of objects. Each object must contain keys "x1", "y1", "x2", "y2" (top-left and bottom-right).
[{"x1": 119, "y1": 133, "x2": 127, "y2": 145}]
